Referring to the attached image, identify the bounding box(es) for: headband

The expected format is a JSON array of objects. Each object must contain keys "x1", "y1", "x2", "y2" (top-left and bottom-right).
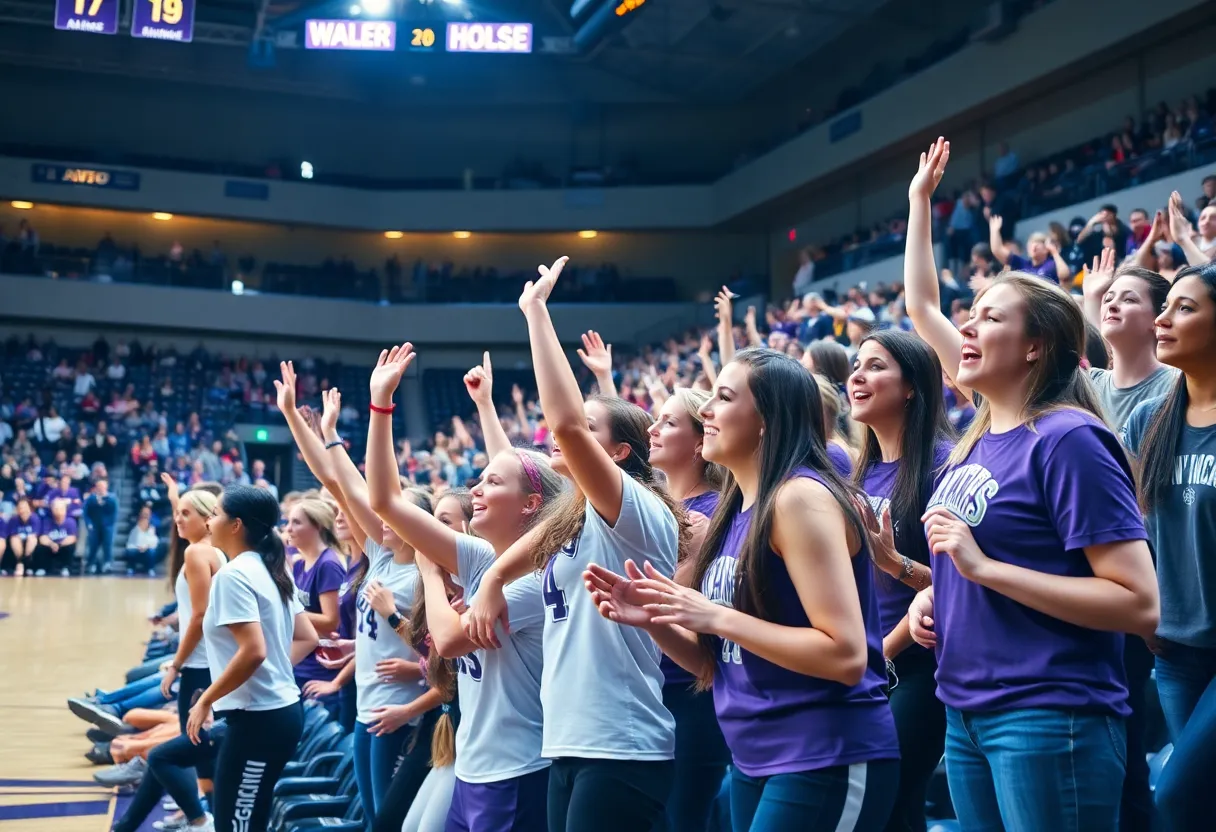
[{"x1": 516, "y1": 450, "x2": 545, "y2": 500}]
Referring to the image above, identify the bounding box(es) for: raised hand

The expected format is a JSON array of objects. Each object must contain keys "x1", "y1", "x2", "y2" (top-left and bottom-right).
[
  {"x1": 1145, "y1": 209, "x2": 1166, "y2": 246},
  {"x1": 909, "y1": 137, "x2": 950, "y2": 201},
  {"x1": 519, "y1": 256, "x2": 569, "y2": 312},
  {"x1": 511, "y1": 384, "x2": 525, "y2": 406},
  {"x1": 1167, "y1": 190, "x2": 1194, "y2": 244},
  {"x1": 714, "y1": 286, "x2": 735, "y2": 324},
  {"x1": 369, "y1": 342, "x2": 415, "y2": 408},
  {"x1": 320, "y1": 388, "x2": 341, "y2": 438},
  {"x1": 1084, "y1": 247, "x2": 1117, "y2": 298},
  {"x1": 988, "y1": 214, "x2": 1003, "y2": 233},
  {"x1": 273, "y1": 361, "x2": 298, "y2": 414},
  {"x1": 464, "y1": 352, "x2": 494, "y2": 407},
  {"x1": 577, "y1": 331, "x2": 613, "y2": 376},
  {"x1": 584, "y1": 560, "x2": 661, "y2": 628},
  {"x1": 159, "y1": 472, "x2": 180, "y2": 507}
]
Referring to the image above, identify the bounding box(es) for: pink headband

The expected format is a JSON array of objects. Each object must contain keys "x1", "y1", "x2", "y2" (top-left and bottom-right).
[{"x1": 516, "y1": 450, "x2": 545, "y2": 500}]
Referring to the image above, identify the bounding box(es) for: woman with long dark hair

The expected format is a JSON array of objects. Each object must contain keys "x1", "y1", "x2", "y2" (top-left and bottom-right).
[
  {"x1": 1121, "y1": 262, "x2": 1216, "y2": 830},
  {"x1": 187, "y1": 485, "x2": 319, "y2": 832},
  {"x1": 462, "y1": 257, "x2": 685, "y2": 832},
  {"x1": 646, "y1": 387, "x2": 730, "y2": 832},
  {"x1": 848, "y1": 329, "x2": 952, "y2": 832},
  {"x1": 587, "y1": 348, "x2": 900, "y2": 830},
  {"x1": 903, "y1": 138, "x2": 1159, "y2": 830}
]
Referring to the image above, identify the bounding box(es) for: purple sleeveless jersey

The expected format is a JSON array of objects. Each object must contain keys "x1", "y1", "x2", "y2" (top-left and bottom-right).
[{"x1": 661, "y1": 490, "x2": 721, "y2": 688}]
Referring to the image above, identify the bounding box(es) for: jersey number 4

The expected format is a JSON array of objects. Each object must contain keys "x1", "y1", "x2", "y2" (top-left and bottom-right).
[
  {"x1": 357, "y1": 605, "x2": 378, "y2": 641},
  {"x1": 542, "y1": 557, "x2": 568, "y2": 622}
]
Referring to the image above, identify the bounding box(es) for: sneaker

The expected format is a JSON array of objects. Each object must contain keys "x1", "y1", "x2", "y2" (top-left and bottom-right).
[
  {"x1": 0, "y1": 569, "x2": 9, "y2": 576},
  {"x1": 34, "y1": 569, "x2": 46, "y2": 577},
  {"x1": 93, "y1": 756, "x2": 146, "y2": 786},
  {"x1": 14, "y1": 563, "x2": 24, "y2": 577},
  {"x1": 86, "y1": 728, "x2": 111, "y2": 744},
  {"x1": 85, "y1": 741, "x2": 113, "y2": 765},
  {"x1": 152, "y1": 814, "x2": 188, "y2": 831},
  {"x1": 67, "y1": 698, "x2": 128, "y2": 735},
  {"x1": 162, "y1": 800, "x2": 179, "y2": 811},
  {"x1": 193, "y1": 814, "x2": 215, "y2": 832},
  {"x1": 60, "y1": 568, "x2": 71, "y2": 577},
  {"x1": 148, "y1": 569, "x2": 157, "y2": 577}
]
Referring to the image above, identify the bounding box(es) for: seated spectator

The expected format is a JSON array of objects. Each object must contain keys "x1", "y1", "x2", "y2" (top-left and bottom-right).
[
  {"x1": 223, "y1": 459, "x2": 251, "y2": 487},
  {"x1": 4, "y1": 497, "x2": 39, "y2": 576},
  {"x1": 47, "y1": 473, "x2": 83, "y2": 518},
  {"x1": 31, "y1": 406, "x2": 69, "y2": 445},
  {"x1": 37, "y1": 498, "x2": 77, "y2": 576},
  {"x1": 124, "y1": 508, "x2": 160, "y2": 576},
  {"x1": 987, "y1": 215, "x2": 1066, "y2": 283},
  {"x1": 105, "y1": 357, "x2": 126, "y2": 381}
]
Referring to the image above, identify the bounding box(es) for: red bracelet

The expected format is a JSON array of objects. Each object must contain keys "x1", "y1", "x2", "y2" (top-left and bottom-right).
[{"x1": 369, "y1": 402, "x2": 396, "y2": 415}]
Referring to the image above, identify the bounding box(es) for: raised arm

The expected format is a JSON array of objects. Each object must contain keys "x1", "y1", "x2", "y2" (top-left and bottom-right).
[
  {"x1": 464, "y1": 352, "x2": 512, "y2": 459},
  {"x1": 904, "y1": 138, "x2": 969, "y2": 400},
  {"x1": 1081, "y1": 248, "x2": 1117, "y2": 329},
  {"x1": 418, "y1": 554, "x2": 479, "y2": 658},
  {"x1": 364, "y1": 344, "x2": 461, "y2": 574},
  {"x1": 519, "y1": 257, "x2": 626, "y2": 526},
  {"x1": 1133, "y1": 210, "x2": 1166, "y2": 272},
  {"x1": 987, "y1": 214, "x2": 1010, "y2": 265},
  {"x1": 696, "y1": 334, "x2": 718, "y2": 387},
  {"x1": 714, "y1": 287, "x2": 736, "y2": 367},
  {"x1": 160, "y1": 472, "x2": 181, "y2": 516},
  {"x1": 317, "y1": 388, "x2": 377, "y2": 546},
  {"x1": 577, "y1": 331, "x2": 618, "y2": 398},
  {"x1": 1168, "y1": 190, "x2": 1212, "y2": 267}
]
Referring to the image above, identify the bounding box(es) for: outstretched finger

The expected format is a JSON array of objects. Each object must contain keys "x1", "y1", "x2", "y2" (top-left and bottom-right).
[{"x1": 482, "y1": 351, "x2": 492, "y2": 376}]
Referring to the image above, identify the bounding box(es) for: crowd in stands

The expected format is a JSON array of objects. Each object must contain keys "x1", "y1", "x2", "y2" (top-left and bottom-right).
[{"x1": 800, "y1": 88, "x2": 1216, "y2": 281}]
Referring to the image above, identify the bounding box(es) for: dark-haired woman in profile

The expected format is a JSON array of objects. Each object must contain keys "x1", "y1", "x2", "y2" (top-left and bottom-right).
[
  {"x1": 588, "y1": 348, "x2": 900, "y2": 831},
  {"x1": 1121, "y1": 262, "x2": 1216, "y2": 831},
  {"x1": 848, "y1": 330, "x2": 952, "y2": 832},
  {"x1": 187, "y1": 485, "x2": 319, "y2": 832}
]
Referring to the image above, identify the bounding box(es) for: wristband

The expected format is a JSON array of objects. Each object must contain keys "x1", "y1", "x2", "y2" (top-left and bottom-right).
[
  {"x1": 324, "y1": 439, "x2": 344, "y2": 450},
  {"x1": 369, "y1": 402, "x2": 396, "y2": 415}
]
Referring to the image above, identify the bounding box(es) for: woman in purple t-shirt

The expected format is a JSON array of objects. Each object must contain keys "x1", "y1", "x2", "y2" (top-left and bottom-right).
[
  {"x1": 287, "y1": 498, "x2": 346, "y2": 719},
  {"x1": 848, "y1": 329, "x2": 954, "y2": 832},
  {"x1": 645, "y1": 388, "x2": 730, "y2": 832},
  {"x1": 905, "y1": 139, "x2": 1159, "y2": 830},
  {"x1": 589, "y1": 349, "x2": 900, "y2": 831}
]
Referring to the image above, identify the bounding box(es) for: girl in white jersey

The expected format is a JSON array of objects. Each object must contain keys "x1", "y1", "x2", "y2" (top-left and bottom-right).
[
  {"x1": 189, "y1": 485, "x2": 319, "y2": 832},
  {"x1": 464, "y1": 256, "x2": 686, "y2": 832},
  {"x1": 364, "y1": 345, "x2": 566, "y2": 832},
  {"x1": 275, "y1": 372, "x2": 444, "y2": 832},
  {"x1": 113, "y1": 482, "x2": 225, "y2": 832}
]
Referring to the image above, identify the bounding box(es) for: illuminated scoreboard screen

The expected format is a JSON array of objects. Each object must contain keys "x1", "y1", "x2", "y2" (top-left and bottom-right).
[
  {"x1": 55, "y1": 0, "x2": 196, "y2": 41},
  {"x1": 304, "y1": 20, "x2": 533, "y2": 53}
]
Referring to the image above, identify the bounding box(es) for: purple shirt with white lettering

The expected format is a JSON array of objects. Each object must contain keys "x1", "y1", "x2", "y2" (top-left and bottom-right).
[
  {"x1": 862, "y1": 442, "x2": 953, "y2": 641},
  {"x1": 703, "y1": 468, "x2": 898, "y2": 776},
  {"x1": 1007, "y1": 253, "x2": 1058, "y2": 283},
  {"x1": 927, "y1": 409, "x2": 1144, "y2": 715},
  {"x1": 292, "y1": 548, "x2": 347, "y2": 682},
  {"x1": 43, "y1": 517, "x2": 77, "y2": 543},
  {"x1": 7, "y1": 515, "x2": 41, "y2": 539}
]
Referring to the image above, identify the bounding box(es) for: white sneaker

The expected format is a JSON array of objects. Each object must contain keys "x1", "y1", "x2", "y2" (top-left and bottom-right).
[
  {"x1": 191, "y1": 813, "x2": 215, "y2": 832},
  {"x1": 60, "y1": 568, "x2": 71, "y2": 577},
  {"x1": 34, "y1": 569, "x2": 46, "y2": 577},
  {"x1": 153, "y1": 815, "x2": 188, "y2": 831},
  {"x1": 162, "y1": 799, "x2": 179, "y2": 811}
]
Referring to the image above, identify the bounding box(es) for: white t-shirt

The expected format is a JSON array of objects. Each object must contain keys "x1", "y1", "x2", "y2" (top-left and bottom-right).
[
  {"x1": 203, "y1": 551, "x2": 304, "y2": 712},
  {"x1": 355, "y1": 539, "x2": 426, "y2": 723},
  {"x1": 452, "y1": 535, "x2": 547, "y2": 783},
  {"x1": 175, "y1": 546, "x2": 227, "y2": 669},
  {"x1": 540, "y1": 470, "x2": 678, "y2": 760}
]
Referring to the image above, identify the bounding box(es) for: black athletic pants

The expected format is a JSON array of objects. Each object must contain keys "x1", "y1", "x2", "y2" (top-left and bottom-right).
[
  {"x1": 884, "y1": 650, "x2": 945, "y2": 832},
  {"x1": 212, "y1": 701, "x2": 304, "y2": 832},
  {"x1": 548, "y1": 757, "x2": 674, "y2": 832}
]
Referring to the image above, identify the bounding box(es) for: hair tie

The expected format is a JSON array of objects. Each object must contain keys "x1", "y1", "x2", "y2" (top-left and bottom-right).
[
  {"x1": 516, "y1": 451, "x2": 545, "y2": 500},
  {"x1": 441, "y1": 703, "x2": 451, "y2": 714}
]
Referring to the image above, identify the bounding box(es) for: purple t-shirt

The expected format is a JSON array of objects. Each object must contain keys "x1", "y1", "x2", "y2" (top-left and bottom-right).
[
  {"x1": 1007, "y1": 253, "x2": 1058, "y2": 283},
  {"x1": 827, "y1": 443, "x2": 853, "y2": 478},
  {"x1": 862, "y1": 442, "x2": 953, "y2": 642},
  {"x1": 927, "y1": 409, "x2": 1145, "y2": 716},
  {"x1": 661, "y1": 490, "x2": 722, "y2": 688},
  {"x1": 292, "y1": 548, "x2": 347, "y2": 682},
  {"x1": 702, "y1": 468, "x2": 898, "y2": 776},
  {"x1": 338, "y1": 556, "x2": 365, "y2": 641},
  {"x1": 7, "y1": 515, "x2": 41, "y2": 539},
  {"x1": 43, "y1": 517, "x2": 77, "y2": 543}
]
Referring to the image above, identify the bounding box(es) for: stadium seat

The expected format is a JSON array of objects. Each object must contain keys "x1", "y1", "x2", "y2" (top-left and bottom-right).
[{"x1": 273, "y1": 735, "x2": 354, "y2": 797}]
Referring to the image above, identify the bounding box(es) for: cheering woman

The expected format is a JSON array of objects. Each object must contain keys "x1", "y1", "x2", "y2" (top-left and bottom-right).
[
  {"x1": 1121, "y1": 262, "x2": 1216, "y2": 831},
  {"x1": 904, "y1": 138, "x2": 1159, "y2": 830},
  {"x1": 463, "y1": 256, "x2": 685, "y2": 832},
  {"x1": 187, "y1": 486, "x2": 319, "y2": 832},
  {"x1": 646, "y1": 388, "x2": 731, "y2": 832},
  {"x1": 848, "y1": 330, "x2": 952, "y2": 832},
  {"x1": 587, "y1": 348, "x2": 900, "y2": 830}
]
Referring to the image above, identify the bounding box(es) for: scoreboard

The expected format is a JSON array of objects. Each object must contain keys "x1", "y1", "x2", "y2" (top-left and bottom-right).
[{"x1": 55, "y1": 0, "x2": 196, "y2": 42}]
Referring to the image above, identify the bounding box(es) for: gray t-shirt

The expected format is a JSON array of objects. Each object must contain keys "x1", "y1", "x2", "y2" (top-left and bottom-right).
[
  {"x1": 1090, "y1": 366, "x2": 1178, "y2": 431},
  {"x1": 1123, "y1": 397, "x2": 1216, "y2": 647},
  {"x1": 355, "y1": 539, "x2": 425, "y2": 723}
]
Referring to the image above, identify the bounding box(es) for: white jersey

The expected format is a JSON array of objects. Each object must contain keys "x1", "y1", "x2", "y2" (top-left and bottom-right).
[
  {"x1": 540, "y1": 469, "x2": 678, "y2": 760},
  {"x1": 355, "y1": 539, "x2": 426, "y2": 724},
  {"x1": 204, "y1": 551, "x2": 303, "y2": 712},
  {"x1": 452, "y1": 535, "x2": 547, "y2": 783},
  {"x1": 175, "y1": 545, "x2": 227, "y2": 669}
]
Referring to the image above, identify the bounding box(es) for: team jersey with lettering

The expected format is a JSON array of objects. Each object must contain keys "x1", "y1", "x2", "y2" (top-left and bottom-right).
[
  {"x1": 540, "y1": 469, "x2": 678, "y2": 760},
  {"x1": 452, "y1": 535, "x2": 547, "y2": 783},
  {"x1": 176, "y1": 546, "x2": 228, "y2": 669},
  {"x1": 661, "y1": 490, "x2": 720, "y2": 688},
  {"x1": 7, "y1": 515, "x2": 39, "y2": 538},
  {"x1": 1123, "y1": 397, "x2": 1216, "y2": 647},
  {"x1": 355, "y1": 539, "x2": 425, "y2": 724},
  {"x1": 204, "y1": 551, "x2": 304, "y2": 712},
  {"x1": 291, "y1": 548, "x2": 346, "y2": 683},
  {"x1": 928, "y1": 409, "x2": 1145, "y2": 715},
  {"x1": 42, "y1": 517, "x2": 77, "y2": 545},
  {"x1": 703, "y1": 468, "x2": 897, "y2": 777}
]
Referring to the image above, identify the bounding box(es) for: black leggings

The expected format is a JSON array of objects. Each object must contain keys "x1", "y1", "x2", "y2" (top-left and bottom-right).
[
  {"x1": 658, "y1": 683, "x2": 730, "y2": 832},
  {"x1": 371, "y1": 706, "x2": 441, "y2": 832},
  {"x1": 548, "y1": 757, "x2": 674, "y2": 832},
  {"x1": 884, "y1": 650, "x2": 945, "y2": 832},
  {"x1": 212, "y1": 702, "x2": 304, "y2": 832}
]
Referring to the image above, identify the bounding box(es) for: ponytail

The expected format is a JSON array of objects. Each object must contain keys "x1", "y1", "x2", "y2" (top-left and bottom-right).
[
  {"x1": 430, "y1": 703, "x2": 457, "y2": 768},
  {"x1": 255, "y1": 527, "x2": 294, "y2": 605},
  {"x1": 221, "y1": 485, "x2": 294, "y2": 604}
]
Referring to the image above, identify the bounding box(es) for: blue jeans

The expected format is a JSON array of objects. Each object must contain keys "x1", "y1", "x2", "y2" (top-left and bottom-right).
[
  {"x1": 98, "y1": 673, "x2": 163, "y2": 704},
  {"x1": 1152, "y1": 641, "x2": 1216, "y2": 831},
  {"x1": 944, "y1": 707, "x2": 1127, "y2": 831},
  {"x1": 354, "y1": 720, "x2": 411, "y2": 823},
  {"x1": 100, "y1": 673, "x2": 170, "y2": 715},
  {"x1": 728, "y1": 760, "x2": 899, "y2": 832},
  {"x1": 85, "y1": 525, "x2": 115, "y2": 570}
]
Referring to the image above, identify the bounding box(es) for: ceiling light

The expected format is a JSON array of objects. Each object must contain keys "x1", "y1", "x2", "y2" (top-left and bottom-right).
[
  {"x1": 362, "y1": 0, "x2": 390, "y2": 14},
  {"x1": 152, "y1": 212, "x2": 173, "y2": 221},
  {"x1": 10, "y1": 201, "x2": 33, "y2": 209},
  {"x1": 349, "y1": 4, "x2": 362, "y2": 15},
  {"x1": 452, "y1": 231, "x2": 472, "y2": 239},
  {"x1": 384, "y1": 231, "x2": 404, "y2": 239},
  {"x1": 578, "y1": 230, "x2": 598, "y2": 239}
]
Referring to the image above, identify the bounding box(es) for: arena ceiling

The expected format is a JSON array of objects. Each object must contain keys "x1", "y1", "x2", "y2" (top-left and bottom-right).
[{"x1": 0, "y1": 0, "x2": 913, "y2": 103}]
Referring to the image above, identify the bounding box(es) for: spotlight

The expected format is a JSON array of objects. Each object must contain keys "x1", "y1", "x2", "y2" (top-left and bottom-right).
[
  {"x1": 362, "y1": 0, "x2": 390, "y2": 15},
  {"x1": 384, "y1": 231, "x2": 404, "y2": 239},
  {"x1": 300, "y1": 161, "x2": 314, "y2": 180},
  {"x1": 349, "y1": 4, "x2": 362, "y2": 15},
  {"x1": 578, "y1": 230, "x2": 598, "y2": 239},
  {"x1": 152, "y1": 212, "x2": 173, "y2": 221},
  {"x1": 11, "y1": 201, "x2": 33, "y2": 209},
  {"x1": 452, "y1": 231, "x2": 472, "y2": 239}
]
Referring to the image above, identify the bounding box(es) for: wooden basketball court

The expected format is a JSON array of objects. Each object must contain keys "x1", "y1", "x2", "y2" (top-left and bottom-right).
[{"x1": 0, "y1": 577, "x2": 169, "y2": 831}]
